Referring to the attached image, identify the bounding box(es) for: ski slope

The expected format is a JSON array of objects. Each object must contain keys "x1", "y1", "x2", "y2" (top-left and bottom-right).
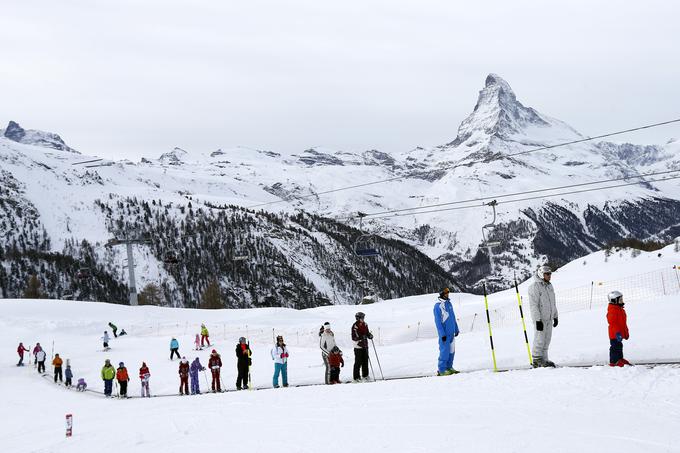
[{"x1": 2, "y1": 245, "x2": 680, "y2": 452}]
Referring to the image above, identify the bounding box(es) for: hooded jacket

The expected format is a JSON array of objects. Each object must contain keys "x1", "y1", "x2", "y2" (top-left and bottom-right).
[
  {"x1": 190, "y1": 358, "x2": 204, "y2": 376},
  {"x1": 101, "y1": 364, "x2": 115, "y2": 380},
  {"x1": 139, "y1": 364, "x2": 150, "y2": 381},
  {"x1": 607, "y1": 303, "x2": 629, "y2": 340},
  {"x1": 433, "y1": 297, "x2": 459, "y2": 338},
  {"x1": 528, "y1": 273, "x2": 558, "y2": 322},
  {"x1": 170, "y1": 339, "x2": 179, "y2": 349},
  {"x1": 178, "y1": 359, "x2": 190, "y2": 377}
]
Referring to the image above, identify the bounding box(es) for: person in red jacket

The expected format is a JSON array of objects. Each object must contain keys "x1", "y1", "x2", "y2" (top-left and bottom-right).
[
  {"x1": 606, "y1": 291, "x2": 630, "y2": 367},
  {"x1": 327, "y1": 346, "x2": 344, "y2": 384},
  {"x1": 178, "y1": 357, "x2": 190, "y2": 395},
  {"x1": 208, "y1": 350, "x2": 223, "y2": 392},
  {"x1": 17, "y1": 342, "x2": 29, "y2": 366},
  {"x1": 139, "y1": 362, "x2": 151, "y2": 397}
]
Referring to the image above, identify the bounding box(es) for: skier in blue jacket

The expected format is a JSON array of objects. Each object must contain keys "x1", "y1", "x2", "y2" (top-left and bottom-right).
[
  {"x1": 170, "y1": 338, "x2": 180, "y2": 360},
  {"x1": 433, "y1": 287, "x2": 460, "y2": 375}
]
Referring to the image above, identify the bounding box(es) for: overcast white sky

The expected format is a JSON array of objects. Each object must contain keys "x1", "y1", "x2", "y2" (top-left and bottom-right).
[{"x1": 1, "y1": 0, "x2": 679, "y2": 160}]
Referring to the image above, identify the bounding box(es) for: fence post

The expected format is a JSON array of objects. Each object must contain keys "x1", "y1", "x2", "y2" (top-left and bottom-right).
[
  {"x1": 661, "y1": 272, "x2": 666, "y2": 296},
  {"x1": 589, "y1": 281, "x2": 594, "y2": 310},
  {"x1": 415, "y1": 321, "x2": 420, "y2": 341},
  {"x1": 675, "y1": 266, "x2": 680, "y2": 292},
  {"x1": 378, "y1": 327, "x2": 382, "y2": 346}
]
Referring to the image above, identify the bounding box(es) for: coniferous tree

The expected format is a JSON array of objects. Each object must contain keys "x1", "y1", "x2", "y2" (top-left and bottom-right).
[
  {"x1": 23, "y1": 274, "x2": 43, "y2": 299},
  {"x1": 139, "y1": 283, "x2": 164, "y2": 306},
  {"x1": 201, "y1": 279, "x2": 223, "y2": 309}
]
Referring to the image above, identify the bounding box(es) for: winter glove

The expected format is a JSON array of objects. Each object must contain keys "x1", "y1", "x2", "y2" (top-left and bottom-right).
[
  {"x1": 441, "y1": 336, "x2": 447, "y2": 342},
  {"x1": 616, "y1": 332, "x2": 623, "y2": 342},
  {"x1": 553, "y1": 318, "x2": 558, "y2": 328},
  {"x1": 368, "y1": 333, "x2": 374, "y2": 340},
  {"x1": 536, "y1": 321, "x2": 544, "y2": 331},
  {"x1": 280, "y1": 353, "x2": 285, "y2": 358},
  {"x1": 455, "y1": 331, "x2": 459, "y2": 337}
]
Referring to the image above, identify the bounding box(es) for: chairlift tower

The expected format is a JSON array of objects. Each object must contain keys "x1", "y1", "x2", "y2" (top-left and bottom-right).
[{"x1": 106, "y1": 234, "x2": 151, "y2": 306}]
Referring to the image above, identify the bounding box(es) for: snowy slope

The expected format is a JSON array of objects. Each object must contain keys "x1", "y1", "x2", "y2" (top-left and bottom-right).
[{"x1": 2, "y1": 247, "x2": 680, "y2": 452}]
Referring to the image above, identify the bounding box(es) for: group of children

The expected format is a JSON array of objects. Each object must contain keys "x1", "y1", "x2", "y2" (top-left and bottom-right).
[{"x1": 18, "y1": 292, "x2": 633, "y2": 400}]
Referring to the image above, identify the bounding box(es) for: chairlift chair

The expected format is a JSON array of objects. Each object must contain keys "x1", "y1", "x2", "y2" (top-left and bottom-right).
[
  {"x1": 233, "y1": 251, "x2": 250, "y2": 261},
  {"x1": 353, "y1": 212, "x2": 381, "y2": 257},
  {"x1": 76, "y1": 267, "x2": 91, "y2": 280},
  {"x1": 480, "y1": 200, "x2": 502, "y2": 249}
]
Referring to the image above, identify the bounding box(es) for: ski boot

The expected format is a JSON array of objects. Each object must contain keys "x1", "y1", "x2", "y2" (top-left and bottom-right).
[
  {"x1": 532, "y1": 358, "x2": 544, "y2": 368},
  {"x1": 544, "y1": 360, "x2": 556, "y2": 368},
  {"x1": 447, "y1": 368, "x2": 460, "y2": 375}
]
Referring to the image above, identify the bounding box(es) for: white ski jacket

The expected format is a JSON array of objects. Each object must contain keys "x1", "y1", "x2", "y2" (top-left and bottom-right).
[
  {"x1": 36, "y1": 350, "x2": 46, "y2": 362},
  {"x1": 319, "y1": 331, "x2": 336, "y2": 356},
  {"x1": 271, "y1": 345, "x2": 289, "y2": 364},
  {"x1": 528, "y1": 274, "x2": 558, "y2": 322}
]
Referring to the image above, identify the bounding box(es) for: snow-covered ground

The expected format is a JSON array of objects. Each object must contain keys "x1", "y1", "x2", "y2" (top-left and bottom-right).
[{"x1": 2, "y1": 246, "x2": 680, "y2": 452}]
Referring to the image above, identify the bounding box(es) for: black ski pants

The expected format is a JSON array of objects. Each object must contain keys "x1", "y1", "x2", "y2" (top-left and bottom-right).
[
  {"x1": 236, "y1": 363, "x2": 249, "y2": 389},
  {"x1": 170, "y1": 348, "x2": 180, "y2": 360},
  {"x1": 609, "y1": 339, "x2": 624, "y2": 364},
  {"x1": 119, "y1": 380, "x2": 128, "y2": 396},
  {"x1": 54, "y1": 366, "x2": 63, "y2": 383},
  {"x1": 353, "y1": 348, "x2": 369, "y2": 380},
  {"x1": 38, "y1": 361, "x2": 45, "y2": 373},
  {"x1": 330, "y1": 367, "x2": 341, "y2": 383}
]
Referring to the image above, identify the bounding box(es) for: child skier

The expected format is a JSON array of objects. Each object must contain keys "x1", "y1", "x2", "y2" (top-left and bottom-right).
[
  {"x1": 17, "y1": 342, "x2": 29, "y2": 366},
  {"x1": 102, "y1": 331, "x2": 111, "y2": 351},
  {"x1": 52, "y1": 353, "x2": 64, "y2": 383},
  {"x1": 101, "y1": 359, "x2": 115, "y2": 397},
  {"x1": 170, "y1": 337, "x2": 180, "y2": 360},
  {"x1": 35, "y1": 348, "x2": 47, "y2": 374},
  {"x1": 190, "y1": 357, "x2": 205, "y2": 395},
  {"x1": 271, "y1": 335, "x2": 289, "y2": 388},
  {"x1": 178, "y1": 357, "x2": 190, "y2": 395},
  {"x1": 108, "y1": 322, "x2": 118, "y2": 338},
  {"x1": 116, "y1": 362, "x2": 130, "y2": 398},
  {"x1": 76, "y1": 378, "x2": 87, "y2": 391},
  {"x1": 65, "y1": 362, "x2": 73, "y2": 387},
  {"x1": 328, "y1": 346, "x2": 344, "y2": 384},
  {"x1": 139, "y1": 362, "x2": 151, "y2": 397},
  {"x1": 200, "y1": 324, "x2": 211, "y2": 347},
  {"x1": 607, "y1": 291, "x2": 631, "y2": 366},
  {"x1": 235, "y1": 337, "x2": 252, "y2": 390},
  {"x1": 194, "y1": 334, "x2": 201, "y2": 351},
  {"x1": 208, "y1": 349, "x2": 223, "y2": 392}
]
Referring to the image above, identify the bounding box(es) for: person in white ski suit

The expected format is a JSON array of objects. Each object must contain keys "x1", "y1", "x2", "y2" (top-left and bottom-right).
[
  {"x1": 319, "y1": 322, "x2": 337, "y2": 385},
  {"x1": 528, "y1": 265, "x2": 559, "y2": 367}
]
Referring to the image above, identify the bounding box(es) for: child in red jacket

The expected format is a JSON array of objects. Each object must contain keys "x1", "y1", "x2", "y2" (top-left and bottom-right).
[
  {"x1": 328, "y1": 346, "x2": 344, "y2": 384},
  {"x1": 606, "y1": 291, "x2": 630, "y2": 367}
]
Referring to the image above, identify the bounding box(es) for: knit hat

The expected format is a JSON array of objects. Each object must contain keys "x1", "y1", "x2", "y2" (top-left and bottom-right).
[
  {"x1": 212, "y1": 349, "x2": 217, "y2": 354},
  {"x1": 324, "y1": 322, "x2": 331, "y2": 330}
]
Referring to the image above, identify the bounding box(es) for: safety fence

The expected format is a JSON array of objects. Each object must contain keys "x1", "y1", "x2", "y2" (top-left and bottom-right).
[{"x1": 121, "y1": 266, "x2": 680, "y2": 348}]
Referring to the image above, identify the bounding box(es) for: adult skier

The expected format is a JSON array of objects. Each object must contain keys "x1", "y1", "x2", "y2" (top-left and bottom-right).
[
  {"x1": 200, "y1": 324, "x2": 211, "y2": 347},
  {"x1": 116, "y1": 362, "x2": 130, "y2": 398},
  {"x1": 433, "y1": 287, "x2": 460, "y2": 376},
  {"x1": 101, "y1": 359, "x2": 115, "y2": 397},
  {"x1": 178, "y1": 357, "x2": 190, "y2": 395},
  {"x1": 319, "y1": 322, "x2": 336, "y2": 384},
  {"x1": 17, "y1": 342, "x2": 29, "y2": 366},
  {"x1": 190, "y1": 357, "x2": 205, "y2": 395},
  {"x1": 271, "y1": 335, "x2": 289, "y2": 388},
  {"x1": 35, "y1": 348, "x2": 47, "y2": 374},
  {"x1": 208, "y1": 349, "x2": 223, "y2": 392},
  {"x1": 351, "y1": 312, "x2": 373, "y2": 382},
  {"x1": 235, "y1": 337, "x2": 251, "y2": 390},
  {"x1": 52, "y1": 353, "x2": 64, "y2": 383},
  {"x1": 139, "y1": 362, "x2": 151, "y2": 397},
  {"x1": 170, "y1": 337, "x2": 180, "y2": 360},
  {"x1": 108, "y1": 322, "x2": 118, "y2": 338},
  {"x1": 528, "y1": 265, "x2": 559, "y2": 367},
  {"x1": 102, "y1": 331, "x2": 111, "y2": 351}
]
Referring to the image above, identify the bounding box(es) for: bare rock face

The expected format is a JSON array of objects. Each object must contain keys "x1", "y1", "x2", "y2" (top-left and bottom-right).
[{"x1": 3, "y1": 121, "x2": 79, "y2": 153}]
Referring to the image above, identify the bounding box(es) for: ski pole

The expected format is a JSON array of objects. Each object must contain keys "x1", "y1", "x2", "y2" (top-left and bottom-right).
[
  {"x1": 370, "y1": 338, "x2": 385, "y2": 380},
  {"x1": 482, "y1": 282, "x2": 498, "y2": 372},
  {"x1": 202, "y1": 369, "x2": 210, "y2": 389},
  {"x1": 51, "y1": 340, "x2": 55, "y2": 360},
  {"x1": 514, "y1": 277, "x2": 533, "y2": 366},
  {"x1": 115, "y1": 380, "x2": 119, "y2": 398},
  {"x1": 367, "y1": 349, "x2": 376, "y2": 382}
]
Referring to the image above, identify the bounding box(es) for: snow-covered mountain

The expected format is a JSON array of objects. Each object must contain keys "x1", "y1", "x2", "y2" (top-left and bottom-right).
[{"x1": 1, "y1": 74, "x2": 679, "y2": 303}]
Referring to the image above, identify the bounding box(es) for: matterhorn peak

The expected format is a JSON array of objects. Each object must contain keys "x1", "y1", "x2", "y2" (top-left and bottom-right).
[{"x1": 450, "y1": 74, "x2": 552, "y2": 146}]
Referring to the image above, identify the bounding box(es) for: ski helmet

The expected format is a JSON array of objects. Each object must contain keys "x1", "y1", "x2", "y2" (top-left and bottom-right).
[
  {"x1": 324, "y1": 322, "x2": 331, "y2": 330},
  {"x1": 608, "y1": 290, "x2": 623, "y2": 304},
  {"x1": 239, "y1": 337, "x2": 246, "y2": 343},
  {"x1": 538, "y1": 265, "x2": 552, "y2": 275},
  {"x1": 355, "y1": 312, "x2": 365, "y2": 320},
  {"x1": 119, "y1": 362, "x2": 124, "y2": 367}
]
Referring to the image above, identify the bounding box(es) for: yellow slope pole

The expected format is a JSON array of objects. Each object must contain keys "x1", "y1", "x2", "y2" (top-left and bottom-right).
[
  {"x1": 482, "y1": 282, "x2": 498, "y2": 372},
  {"x1": 514, "y1": 277, "x2": 533, "y2": 366}
]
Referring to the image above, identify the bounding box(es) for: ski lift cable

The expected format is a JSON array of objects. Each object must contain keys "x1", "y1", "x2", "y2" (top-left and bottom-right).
[
  {"x1": 363, "y1": 173, "x2": 680, "y2": 220},
  {"x1": 246, "y1": 118, "x2": 680, "y2": 210},
  {"x1": 338, "y1": 168, "x2": 680, "y2": 220}
]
